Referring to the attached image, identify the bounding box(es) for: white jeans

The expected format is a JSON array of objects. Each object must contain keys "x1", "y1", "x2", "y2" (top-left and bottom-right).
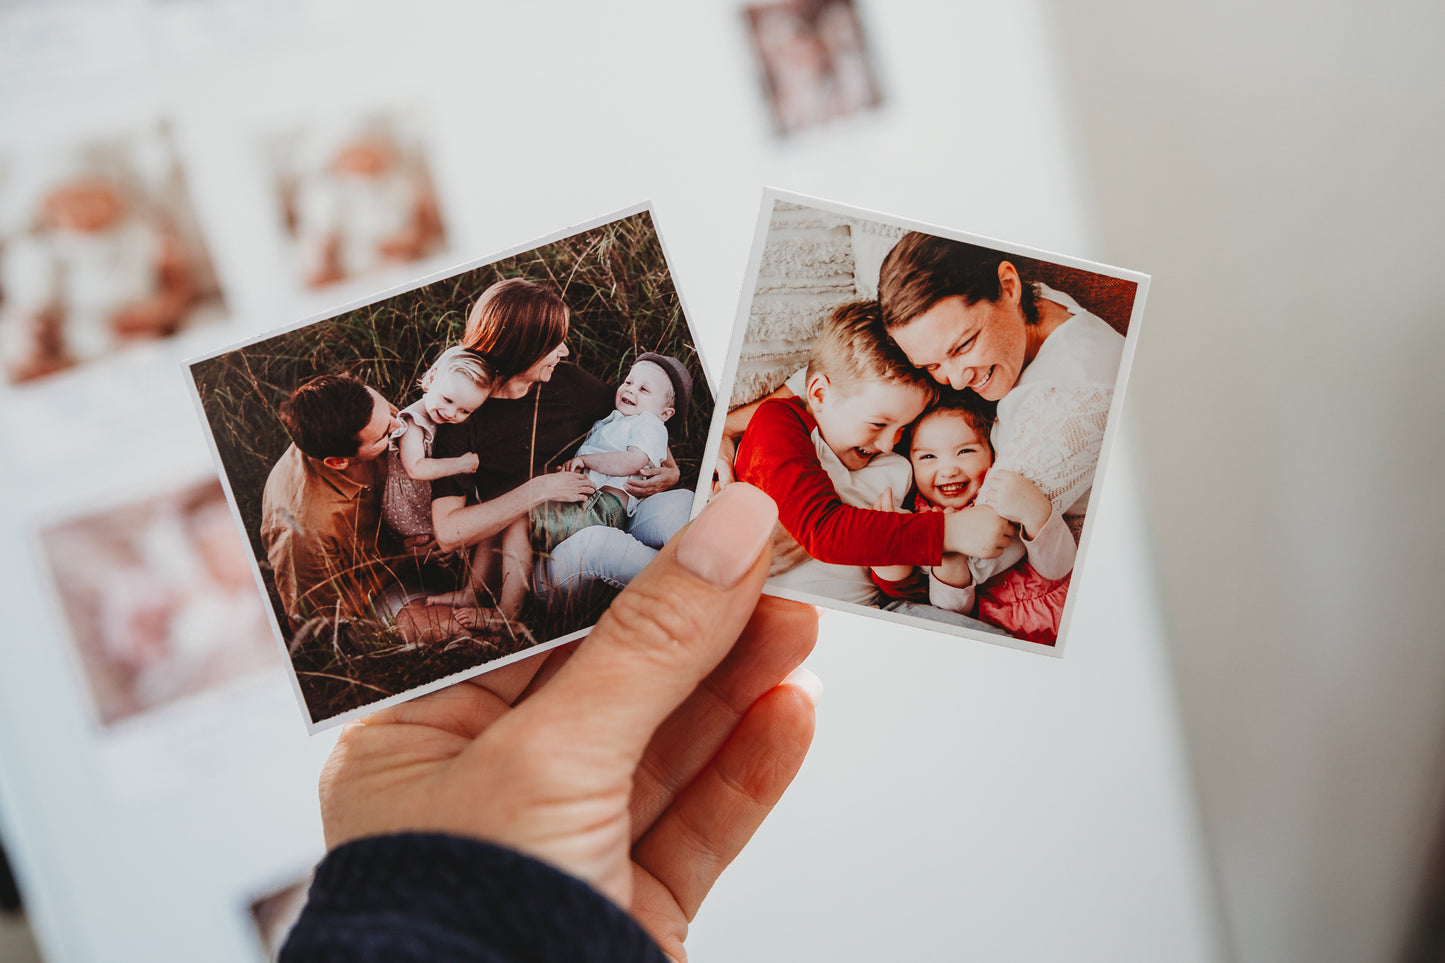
[{"x1": 534, "y1": 489, "x2": 692, "y2": 601}]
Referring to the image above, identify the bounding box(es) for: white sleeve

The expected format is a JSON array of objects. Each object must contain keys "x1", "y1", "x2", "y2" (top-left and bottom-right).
[
  {"x1": 630, "y1": 416, "x2": 670, "y2": 468},
  {"x1": 978, "y1": 382, "x2": 1113, "y2": 519},
  {"x1": 928, "y1": 571, "x2": 976, "y2": 614},
  {"x1": 1021, "y1": 509, "x2": 1076, "y2": 580},
  {"x1": 967, "y1": 382, "x2": 1110, "y2": 584},
  {"x1": 966, "y1": 537, "x2": 1024, "y2": 588}
]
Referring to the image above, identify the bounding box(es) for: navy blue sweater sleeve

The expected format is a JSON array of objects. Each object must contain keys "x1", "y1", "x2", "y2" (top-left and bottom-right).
[{"x1": 280, "y1": 833, "x2": 668, "y2": 962}]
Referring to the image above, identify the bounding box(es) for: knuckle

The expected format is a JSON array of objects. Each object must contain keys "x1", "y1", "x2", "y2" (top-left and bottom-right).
[{"x1": 599, "y1": 575, "x2": 713, "y2": 671}]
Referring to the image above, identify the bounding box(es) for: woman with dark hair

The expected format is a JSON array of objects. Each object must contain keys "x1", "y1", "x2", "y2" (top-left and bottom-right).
[
  {"x1": 429, "y1": 278, "x2": 689, "y2": 607},
  {"x1": 877, "y1": 232, "x2": 1125, "y2": 589}
]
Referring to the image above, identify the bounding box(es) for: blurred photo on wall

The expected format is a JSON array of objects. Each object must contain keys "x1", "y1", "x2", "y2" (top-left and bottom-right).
[
  {"x1": 261, "y1": 110, "x2": 446, "y2": 290},
  {"x1": 743, "y1": 0, "x2": 883, "y2": 137},
  {"x1": 37, "y1": 477, "x2": 280, "y2": 728},
  {"x1": 248, "y1": 873, "x2": 311, "y2": 960},
  {"x1": 0, "y1": 121, "x2": 226, "y2": 386}
]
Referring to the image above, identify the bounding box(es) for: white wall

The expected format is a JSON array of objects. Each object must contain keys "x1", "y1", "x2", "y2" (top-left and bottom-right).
[
  {"x1": 1051, "y1": 2, "x2": 1445, "y2": 960},
  {"x1": 0, "y1": 2, "x2": 1229, "y2": 960}
]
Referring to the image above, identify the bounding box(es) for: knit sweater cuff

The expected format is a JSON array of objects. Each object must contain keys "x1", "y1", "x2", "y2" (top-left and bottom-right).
[{"x1": 281, "y1": 832, "x2": 668, "y2": 962}]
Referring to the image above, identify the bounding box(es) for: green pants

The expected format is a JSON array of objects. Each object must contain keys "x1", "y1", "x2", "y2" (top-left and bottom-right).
[{"x1": 530, "y1": 489, "x2": 628, "y2": 554}]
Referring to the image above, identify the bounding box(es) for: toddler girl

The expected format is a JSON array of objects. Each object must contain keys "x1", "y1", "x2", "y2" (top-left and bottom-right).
[
  {"x1": 873, "y1": 396, "x2": 1076, "y2": 644},
  {"x1": 382, "y1": 345, "x2": 492, "y2": 539},
  {"x1": 385, "y1": 346, "x2": 534, "y2": 631}
]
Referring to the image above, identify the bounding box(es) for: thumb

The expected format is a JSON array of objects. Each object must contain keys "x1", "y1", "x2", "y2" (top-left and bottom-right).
[{"x1": 504, "y1": 483, "x2": 777, "y2": 764}]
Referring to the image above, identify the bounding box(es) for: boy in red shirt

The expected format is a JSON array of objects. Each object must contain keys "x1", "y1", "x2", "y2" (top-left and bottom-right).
[{"x1": 732, "y1": 300, "x2": 1015, "y2": 602}]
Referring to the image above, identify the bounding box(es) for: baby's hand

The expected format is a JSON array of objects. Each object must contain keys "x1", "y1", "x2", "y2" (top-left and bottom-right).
[
  {"x1": 560, "y1": 456, "x2": 588, "y2": 474},
  {"x1": 945, "y1": 504, "x2": 1016, "y2": 559},
  {"x1": 460, "y1": 452, "x2": 480, "y2": 474},
  {"x1": 985, "y1": 470, "x2": 1051, "y2": 539}
]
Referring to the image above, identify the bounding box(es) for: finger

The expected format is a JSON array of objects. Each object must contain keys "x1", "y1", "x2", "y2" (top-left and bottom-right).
[
  {"x1": 360, "y1": 675, "x2": 512, "y2": 740},
  {"x1": 363, "y1": 643, "x2": 554, "y2": 740},
  {"x1": 513, "y1": 640, "x2": 579, "y2": 702},
  {"x1": 630, "y1": 595, "x2": 817, "y2": 840},
  {"x1": 491, "y1": 483, "x2": 777, "y2": 768},
  {"x1": 631, "y1": 668, "x2": 820, "y2": 921}
]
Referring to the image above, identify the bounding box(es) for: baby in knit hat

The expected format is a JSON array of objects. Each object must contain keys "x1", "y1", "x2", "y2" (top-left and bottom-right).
[{"x1": 528, "y1": 352, "x2": 692, "y2": 555}]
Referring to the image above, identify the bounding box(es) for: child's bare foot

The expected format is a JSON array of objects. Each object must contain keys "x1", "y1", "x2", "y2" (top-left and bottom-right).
[
  {"x1": 453, "y1": 606, "x2": 537, "y2": 650},
  {"x1": 453, "y1": 606, "x2": 506, "y2": 630}
]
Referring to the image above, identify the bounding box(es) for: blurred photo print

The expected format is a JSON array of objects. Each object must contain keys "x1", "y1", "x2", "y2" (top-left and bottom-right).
[
  {"x1": 0, "y1": 121, "x2": 225, "y2": 386},
  {"x1": 262, "y1": 110, "x2": 446, "y2": 290},
  {"x1": 705, "y1": 192, "x2": 1148, "y2": 655},
  {"x1": 743, "y1": 0, "x2": 882, "y2": 137},
  {"x1": 37, "y1": 477, "x2": 279, "y2": 728},
  {"x1": 188, "y1": 206, "x2": 711, "y2": 730},
  {"x1": 248, "y1": 873, "x2": 311, "y2": 960}
]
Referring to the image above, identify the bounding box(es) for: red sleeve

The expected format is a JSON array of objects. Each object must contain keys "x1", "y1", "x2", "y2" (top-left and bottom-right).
[
  {"x1": 735, "y1": 399, "x2": 943, "y2": 567},
  {"x1": 871, "y1": 568, "x2": 929, "y2": 601}
]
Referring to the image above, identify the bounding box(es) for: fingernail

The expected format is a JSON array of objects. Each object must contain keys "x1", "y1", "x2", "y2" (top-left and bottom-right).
[
  {"x1": 783, "y1": 665, "x2": 823, "y2": 707},
  {"x1": 676, "y1": 483, "x2": 777, "y2": 587}
]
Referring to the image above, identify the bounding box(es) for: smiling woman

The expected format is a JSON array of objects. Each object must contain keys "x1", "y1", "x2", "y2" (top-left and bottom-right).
[{"x1": 878, "y1": 231, "x2": 1126, "y2": 565}]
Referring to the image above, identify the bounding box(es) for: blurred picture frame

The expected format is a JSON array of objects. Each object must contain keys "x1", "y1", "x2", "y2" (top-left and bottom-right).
[{"x1": 36, "y1": 475, "x2": 279, "y2": 728}]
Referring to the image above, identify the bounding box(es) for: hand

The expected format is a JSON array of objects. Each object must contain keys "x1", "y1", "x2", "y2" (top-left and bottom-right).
[
  {"x1": 713, "y1": 434, "x2": 738, "y2": 493},
  {"x1": 560, "y1": 456, "x2": 588, "y2": 474},
  {"x1": 626, "y1": 461, "x2": 679, "y2": 498},
  {"x1": 530, "y1": 470, "x2": 596, "y2": 504},
  {"x1": 933, "y1": 552, "x2": 973, "y2": 588},
  {"x1": 982, "y1": 470, "x2": 1051, "y2": 538},
  {"x1": 402, "y1": 534, "x2": 440, "y2": 558},
  {"x1": 316, "y1": 484, "x2": 819, "y2": 959},
  {"x1": 460, "y1": 452, "x2": 480, "y2": 474},
  {"x1": 943, "y1": 504, "x2": 1016, "y2": 559}
]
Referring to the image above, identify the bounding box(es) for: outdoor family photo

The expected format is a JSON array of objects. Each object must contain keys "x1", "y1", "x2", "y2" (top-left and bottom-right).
[
  {"x1": 189, "y1": 209, "x2": 710, "y2": 727},
  {"x1": 708, "y1": 195, "x2": 1145, "y2": 653}
]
